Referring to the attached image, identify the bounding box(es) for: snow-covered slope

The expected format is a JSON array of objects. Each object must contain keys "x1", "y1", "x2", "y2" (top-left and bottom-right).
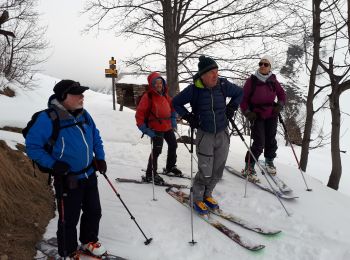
[{"x1": 1, "y1": 74, "x2": 350, "y2": 260}]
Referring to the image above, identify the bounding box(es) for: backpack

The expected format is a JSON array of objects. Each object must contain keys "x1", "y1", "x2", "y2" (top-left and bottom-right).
[
  {"x1": 136, "y1": 91, "x2": 152, "y2": 108},
  {"x1": 248, "y1": 75, "x2": 276, "y2": 110},
  {"x1": 22, "y1": 108, "x2": 90, "y2": 174}
]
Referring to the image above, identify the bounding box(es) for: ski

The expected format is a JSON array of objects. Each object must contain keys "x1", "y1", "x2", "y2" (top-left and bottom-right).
[
  {"x1": 170, "y1": 189, "x2": 281, "y2": 235},
  {"x1": 35, "y1": 237, "x2": 126, "y2": 260},
  {"x1": 166, "y1": 187, "x2": 265, "y2": 251},
  {"x1": 142, "y1": 168, "x2": 192, "y2": 180},
  {"x1": 160, "y1": 168, "x2": 192, "y2": 180},
  {"x1": 225, "y1": 166, "x2": 298, "y2": 200},
  {"x1": 209, "y1": 208, "x2": 281, "y2": 235},
  {"x1": 258, "y1": 160, "x2": 293, "y2": 193},
  {"x1": 76, "y1": 250, "x2": 127, "y2": 260},
  {"x1": 115, "y1": 177, "x2": 189, "y2": 189}
]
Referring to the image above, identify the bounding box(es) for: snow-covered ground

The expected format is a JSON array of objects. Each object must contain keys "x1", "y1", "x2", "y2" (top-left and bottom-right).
[{"x1": 1, "y1": 74, "x2": 350, "y2": 260}]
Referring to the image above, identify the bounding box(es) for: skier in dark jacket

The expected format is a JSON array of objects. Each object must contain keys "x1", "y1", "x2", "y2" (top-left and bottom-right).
[
  {"x1": 240, "y1": 55, "x2": 286, "y2": 180},
  {"x1": 25, "y1": 80, "x2": 107, "y2": 258},
  {"x1": 136, "y1": 72, "x2": 182, "y2": 184},
  {"x1": 173, "y1": 55, "x2": 243, "y2": 215}
]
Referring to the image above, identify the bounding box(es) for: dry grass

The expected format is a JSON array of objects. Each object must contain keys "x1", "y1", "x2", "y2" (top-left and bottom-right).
[{"x1": 0, "y1": 139, "x2": 54, "y2": 259}]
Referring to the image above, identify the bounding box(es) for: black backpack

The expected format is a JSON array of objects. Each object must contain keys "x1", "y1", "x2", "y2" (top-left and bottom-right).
[{"x1": 22, "y1": 108, "x2": 89, "y2": 174}]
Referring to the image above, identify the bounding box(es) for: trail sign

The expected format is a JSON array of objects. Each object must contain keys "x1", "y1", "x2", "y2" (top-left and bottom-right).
[{"x1": 105, "y1": 57, "x2": 118, "y2": 110}]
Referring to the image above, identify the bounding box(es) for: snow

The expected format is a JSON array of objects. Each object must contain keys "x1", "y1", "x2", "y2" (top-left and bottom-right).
[{"x1": 1, "y1": 74, "x2": 350, "y2": 260}]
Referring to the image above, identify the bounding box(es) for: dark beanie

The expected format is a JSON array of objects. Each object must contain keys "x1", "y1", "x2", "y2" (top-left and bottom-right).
[
  {"x1": 193, "y1": 55, "x2": 218, "y2": 80},
  {"x1": 53, "y1": 80, "x2": 89, "y2": 101}
]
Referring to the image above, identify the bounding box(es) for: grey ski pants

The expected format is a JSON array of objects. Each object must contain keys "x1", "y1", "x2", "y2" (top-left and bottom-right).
[{"x1": 193, "y1": 128, "x2": 230, "y2": 202}]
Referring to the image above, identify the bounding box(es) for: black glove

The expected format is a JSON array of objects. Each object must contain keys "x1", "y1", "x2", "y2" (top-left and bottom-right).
[
  {"x1": 182, "y1": 113, "x2": 199, "y2": 129},
  {"x1": 52, "y1": 161, "x2": 70, "y2": 176},
  {"x1": 225, "y1": 105, "x2": 237, "y2": 120},
  {"x1": 95, "y1": 159, "x2": 107, "y2": 174},
  {"x1": 273, "y1": 104, "x2": 283, "y2": 114},
  {"x1": 245, "y1": 111, "x2": 257, "y2": 121}
]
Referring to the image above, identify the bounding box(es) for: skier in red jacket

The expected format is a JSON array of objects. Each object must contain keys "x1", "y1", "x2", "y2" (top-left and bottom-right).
[{"x1": 135, "y1": 72, "x2": 182, "y2": 184}]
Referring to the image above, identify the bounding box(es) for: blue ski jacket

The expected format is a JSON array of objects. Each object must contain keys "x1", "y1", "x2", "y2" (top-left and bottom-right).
[
  {"x1": 25, "y1": 97, "x2": 105, "y2": 178},
  {"x1": 173, "y1": 77, "x2": 243, "y2": 133}
]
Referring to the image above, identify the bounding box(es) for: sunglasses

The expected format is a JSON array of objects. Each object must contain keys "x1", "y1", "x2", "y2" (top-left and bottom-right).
[{"x1": 258, "y1": 62, "x2": 270, "y2": 67}]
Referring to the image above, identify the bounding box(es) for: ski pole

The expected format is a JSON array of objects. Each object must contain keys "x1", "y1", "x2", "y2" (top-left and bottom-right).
[
  {"x1": 150, "y1": 138, "x2": 157, "y2": 201},
  {"x1": 102, "y1": 172, "x2": 153, "y2": 245},
  {"x1": 59, "y1": 181, "x2": 67, "y2": 259},
  {"x1": 174, "y1": 128, "x2": 198, "y2": 164},
  {"x1": 278, "y1": 114, "x2": 312, "y2": 191},
  {"x1": 189, "y1": 127, "x2": 197, "y2": 245},
  {"x1": 244, "y1": 121, "x2": 253, "y2": 198},
  {"x1": 229, "y1": 118, "x2": 291, "y2": 217}
]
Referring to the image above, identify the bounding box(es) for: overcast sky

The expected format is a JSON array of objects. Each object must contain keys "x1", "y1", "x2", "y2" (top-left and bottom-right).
[
  {"x1": 36, "y1": 0, "x2": 139, "y2": 88},
  {"x1": 36, "y1": 0, "x2": 349, "y2": 152}
]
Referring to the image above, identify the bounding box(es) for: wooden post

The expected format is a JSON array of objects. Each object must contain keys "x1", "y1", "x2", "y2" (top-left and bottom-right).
[{"x1": 105, "y1": 57, "x2": 118, "y2": 110}]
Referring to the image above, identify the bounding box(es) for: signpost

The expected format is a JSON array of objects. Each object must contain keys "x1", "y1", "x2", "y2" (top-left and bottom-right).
[{"x1": 105, "y1": 57, "x2": 118, "y2": 110}]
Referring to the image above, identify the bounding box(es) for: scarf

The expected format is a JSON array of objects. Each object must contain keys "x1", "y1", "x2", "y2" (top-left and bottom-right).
[{"x1": 254, "y1": 70, "x2": 272, "y2": 83}]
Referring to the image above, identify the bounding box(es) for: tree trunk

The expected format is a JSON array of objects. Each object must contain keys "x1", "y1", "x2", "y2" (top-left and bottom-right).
[
  {"x1": 162, "y1": 0, "x2": 179, "y2": 97},
  {"x1": 300, "y1": 0, "x2": 322, "y2": 171},
  {"x1": 327, "y1": 90, "x2": 342, "y2": 189}
]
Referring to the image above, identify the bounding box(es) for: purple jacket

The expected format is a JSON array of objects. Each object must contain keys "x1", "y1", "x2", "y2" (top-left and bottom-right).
[{"x1": 240, "y1": 74, "x2": 286, "y2": 119}]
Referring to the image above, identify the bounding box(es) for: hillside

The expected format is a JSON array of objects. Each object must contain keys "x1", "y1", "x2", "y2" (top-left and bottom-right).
[
  {"x1": 1, "y1": 74, "x2": 350, "y2": 259},
  {"x1": 0, "y1": 136, "x2": 54, "y2": 259}
]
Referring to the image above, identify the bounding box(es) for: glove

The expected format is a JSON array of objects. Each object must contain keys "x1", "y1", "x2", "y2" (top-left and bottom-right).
[
  {"x1": 143, "y1": 128, "x2": 156, "y2": 138},
  {"x1": 273, "y1": 104, "x2": 283, "y2": 114},
  {"x1": 171, "y1": 117, "x2": 177, "y2": 129},
  {"x1": 52, "y1": 161, "x2": 70, "y2": 176},
  {"x1": 171, "y1": 112, "x2": 177, "y2": 129},
  {"x1": 225, "y1": 105, "x2": 237, "y2": 120},
  {"x1": 182, "y1": 113, "x2": 199, "y2": 129},
  {"x1": 245, "y1": 111, "x2": 257, "y2": 121},
  {"x1": 95, "y1": 159, "x2": 107, "y2": 174},
  {"x1": 138, "y1": 124, "x2": 156, "y2": 138}
]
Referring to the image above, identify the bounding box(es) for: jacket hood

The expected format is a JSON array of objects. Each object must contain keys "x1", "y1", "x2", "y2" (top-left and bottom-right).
[{"x1": 147, "y1": 72, "x2": 167, "y2": 95}]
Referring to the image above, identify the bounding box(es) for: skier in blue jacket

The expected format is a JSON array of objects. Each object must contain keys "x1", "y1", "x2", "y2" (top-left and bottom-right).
[
  {"x1": 25, "y1": 80, "x2": 107, "y2": 258},
  {"x1": 173, "y1": 55, "x2": 243, "y2": 214}
]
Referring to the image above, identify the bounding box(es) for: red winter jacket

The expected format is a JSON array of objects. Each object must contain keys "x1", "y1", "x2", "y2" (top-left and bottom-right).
[
  {"x1": 135, "y1": 72, "x2": 174, "y2": 132},
  {"x1": 240, "y1": 74, "x2": 286, "y2": 119}
]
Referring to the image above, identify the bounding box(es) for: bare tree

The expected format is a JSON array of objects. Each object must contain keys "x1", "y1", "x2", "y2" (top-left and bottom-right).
[
  {"x1": 83, "y1": 0, "x2": 306, "y2": 96},
  {"x1": 300, "y1": 0, "x2": 323, "y2": 171},
  {"x1": 0, "y1": 0, "x2": 48, "y2": 87},
  {"x1": 300, "y1": 0, "x2": 350, "y2": 189}
]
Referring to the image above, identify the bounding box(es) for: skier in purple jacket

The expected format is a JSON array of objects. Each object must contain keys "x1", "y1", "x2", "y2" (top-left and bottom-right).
[{"x1": 240, "y1": 55, "x2": 286, "y2": 181}]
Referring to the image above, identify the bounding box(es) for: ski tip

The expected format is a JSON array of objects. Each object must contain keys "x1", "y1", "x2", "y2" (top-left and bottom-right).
[{"x1": 251, "y1": 244, "x2": 266, "y2": 251}]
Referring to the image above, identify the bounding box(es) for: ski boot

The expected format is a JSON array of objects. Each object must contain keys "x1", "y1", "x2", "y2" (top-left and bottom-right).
[
  {"x1": 242, "y1": 162, "x2": 260, "y2": 183},
  {"x1": 142, "y1": 173, "x2": 165, "y2": 185},
  {"x1": 204, "y1": 197, "x2": 219, "y2": 210},
  {"x1": 193, "y1": 201, "x2": 209, "y2": 215},
  {"x1": 265, "y1": 158, "x2": 277, "y2": 176},
  {"x1": 81, "y1": 241, "x2": 107, "y2": 257},
  {"x1": 164, "y1": 166, "x2": 183, "y2": 176}
]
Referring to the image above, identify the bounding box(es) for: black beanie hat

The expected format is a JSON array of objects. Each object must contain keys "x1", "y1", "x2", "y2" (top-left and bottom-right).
[
  {"x1": 193, "y1": 55, "x2": 218, "y2": 80},
  {"x1": 53, "y1": 80, "x2": 89, "y2": 101}
]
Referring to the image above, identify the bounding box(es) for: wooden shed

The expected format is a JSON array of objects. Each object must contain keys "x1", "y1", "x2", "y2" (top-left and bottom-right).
[{"x1": 115, "y1": 83, "x2": 147, "y2": 110}]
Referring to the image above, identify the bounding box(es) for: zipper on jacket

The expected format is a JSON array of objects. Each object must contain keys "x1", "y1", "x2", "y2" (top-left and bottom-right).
[
  {"x1": 75, "y1": 122, "x2": 89, "y2": 168},
  {"x1": 59, "y1": 137, "x2": 65, "y2": 159},
  {"x1": 210, "y1": 89, "x2": 216, "y2": 133}
]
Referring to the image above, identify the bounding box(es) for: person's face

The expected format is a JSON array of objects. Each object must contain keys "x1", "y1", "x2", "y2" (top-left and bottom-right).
[
  {"x1": 258, "y1": 59, "x2": 271, "y2": 75},
  {"x1": 200, "y1": 68, "x2": 219, "y2": 88},
  {"x1": 154, "y1": 79, "x2": 163, "y2": 93},
  {"x1": 62, "y1": 93, "x2": 84, "y2": 110}
]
